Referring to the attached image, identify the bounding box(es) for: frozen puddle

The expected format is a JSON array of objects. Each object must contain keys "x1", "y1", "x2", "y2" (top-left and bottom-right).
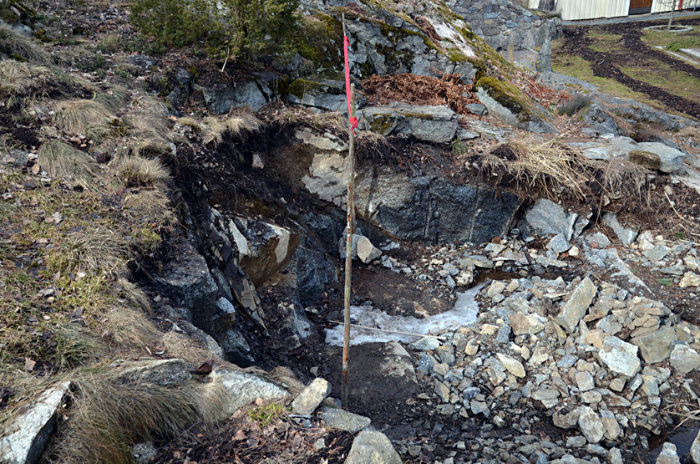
[{"x1": 325, "y1": 284, "x2": 483, "y2": 346}]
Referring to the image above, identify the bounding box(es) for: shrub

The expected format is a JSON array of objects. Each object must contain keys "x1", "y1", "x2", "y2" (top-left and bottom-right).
[
  {"x1": 129, "y1": 0, "x2": 211, "y2": 50},
  {"x1": 129, "y1": 0, "x2": 300, "y2": 63},
  {"x1": 557, "y1": 93, "x2": 591, "y2": 116}
]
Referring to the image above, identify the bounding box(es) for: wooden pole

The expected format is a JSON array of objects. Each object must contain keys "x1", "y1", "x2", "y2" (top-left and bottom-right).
[{"x1": 341, "y1": 15, "x2": 355, "y2": 410}]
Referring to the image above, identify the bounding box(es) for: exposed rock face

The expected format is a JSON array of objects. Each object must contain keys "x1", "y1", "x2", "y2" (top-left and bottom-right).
[
  {"x1": 359, "y1": 104, "x2": 459, "y2": 144},
  {"x1": 343, "y1": 10, "x2": 476, "y2": 82},
  {"x1": 293, "y1": 130, "x2": 522, "y2": 244},
  {"x1": 446, "y1": 0, "x2": 560, "y2": 51},
  {"x1": 153, "y1": 241, "x2": 220, "y2": 333},
  {"x1": 0, "y1": 382, "x2": 71, "y2": 464},
  {"x1": 198, "y1": 79, "x2": 273, "y2": 114}
]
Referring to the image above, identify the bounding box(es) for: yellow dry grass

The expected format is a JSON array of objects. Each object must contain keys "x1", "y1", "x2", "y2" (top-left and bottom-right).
[
  {"x1": 115, "y1": 155, "x2": 171, "y2": 188},
  {"x1": 201, "y1": 112, "x2": 262, "y2": 146},
  {"x1": 51, "y1": 372, "x2": 227, "y2": 464},
  {"x1": 48, "y1": 226, "x2": 130, "y2": 276},
  {"x1": 53, "y1": 99, "x2": 115, "y2": 134},
  {"x1": 0, "y1": 23, "x2": 51, "y2": 64},
  {"x1": 37, "y1": 140, "x2": 97, "y2": 190},
  {"x1": 482, "y1": 137, "x2": 590, "y2": 201}
]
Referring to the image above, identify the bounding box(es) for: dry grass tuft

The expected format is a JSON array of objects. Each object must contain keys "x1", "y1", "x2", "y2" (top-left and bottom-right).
[
  {"x1": 37, "y1": 140, "x2": 97, "y2": 190},
  {"x1": 51, "y1": 324, "x2": 100, "y2": 369},
  {"x1": 122, "y1": 188, "x2": 173, "y2": 224},
  {"x1": 0, "y1": 59, "x2": 54, "y2": 109},
  {"x1": 0, "y1": 60, "x2": 96, "y2": 110},
  {"x1": 101, "y1": 306, "x2": 161, "y2": 351},
  {"x1": 116, "y1": 155, "x2": 170, "y2": 188},
  {"x1": 94, "y1": 86, "x2": 130, "y2": 112},
  {"x1": 0, "y1": 23, "x2": 51, "y2": 64},
  {"x1": 123, "y1": 96, "x2": 171, "y2": 143},
  {"x1": 52, "y1": 373, "x2": 227, "y2": 464},
  {"x1": 116, "y1": 278, "x2": 153, "y2": 316},
  {"x1": 202, "y1": 112, "x2": 262, "y2": 146},
  {"x1": 48, "y1": 226, "x2": 130, "y2": 276},
  {"x1": 53, "y1": 99, "x2": 115, "y2": 135},
  {"x1": 481, "y1": 137, "x2": 590, "y2": 202}
]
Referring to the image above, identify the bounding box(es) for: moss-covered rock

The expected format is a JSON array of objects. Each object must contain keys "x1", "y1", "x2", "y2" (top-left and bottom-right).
[
  {"x1": 475, "y1": 76, "x2": 533, "y2": 121},
  {"x1": 629, "y1": 150, "x2": 662, "y2": 171}
]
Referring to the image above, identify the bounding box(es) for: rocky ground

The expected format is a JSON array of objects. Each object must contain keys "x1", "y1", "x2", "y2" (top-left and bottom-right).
[{"x1": 2, "y1": 0, "x2": 700, "y2": 463}]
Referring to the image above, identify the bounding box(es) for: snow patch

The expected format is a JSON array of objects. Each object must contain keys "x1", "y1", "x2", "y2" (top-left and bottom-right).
[
  {"x1": 429, "y1": 19, "x2": 477, "y2": 59},
  {"x1": 325, "y1": 284, "x2": 483, "y2": 346}
]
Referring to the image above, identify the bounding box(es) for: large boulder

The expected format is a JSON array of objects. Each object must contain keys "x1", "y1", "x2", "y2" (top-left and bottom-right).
[
  {"x1": 582, "y1": 136, "x2": 687, "y2": 174},
  {"x1": 204, "y1": 369, "x2": 289, "y2": 420},
  {"x1": 475, "y1": 77, "x2": 556, "y2": 133}
]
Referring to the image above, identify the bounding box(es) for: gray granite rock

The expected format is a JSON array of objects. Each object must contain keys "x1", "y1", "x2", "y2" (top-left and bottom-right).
[
  {"x1": 556, "y1": 277, "x2": 597, "y2": 333},
  {"x1": 631, "y1": 326, "x2": 676, "y2": 364},
  {"x1": 670, "y1": 344, "x2": 700, "y2": 375},
  {"x1": 598, "y1": 336, "x2": 641, "y2": 378},
  {"x1": 525, "y1": 199, "x2": 580, "y2": 241},
  {"x1": 0, "y1": 381, "x2": 71, "y2": 464},
  {"x1": 319, "y1": 406, "x2": 371, "y2": 433},
  {"x1": 656, "y1": 442, "x2": 680, "y2": 464},
  {"x1": 345, "y1": 431, "x2": 402, "y2": 464},
  {"x1": 292, "y1": 378, "x2": 331, "y2": 415},
  {"x1": 577, "y1": 406, "x2": 604, "y2": 444},
  {"x1": 115, "y1": 359, "x2": 190, "y2": 386},
  {"x1": 602, "y1": 213, "x2": 639, "y2": 246},
  {"x1": 691, "y1": 428, "x2": 700, "y2": 464},
  {"x1": 208, "y1": 369, "x2": 289, "y2": 419}
]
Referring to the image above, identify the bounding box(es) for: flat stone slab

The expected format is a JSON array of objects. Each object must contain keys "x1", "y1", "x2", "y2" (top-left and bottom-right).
[
  {"x1": 0, "y1": 381, "x2": 71, "y2": 464},
  {"x1": 318, "y1": 406, "x2": 371, "y2": 433},
  {"x1": 359, "y1": 103, "x2": 459, "y2": 144},
  {"x1": 291, "y1": 378, "x2": 331, "y2": 416},
  {"x1": 205, "y1": 369, "x2": 289, "y2": 419}
]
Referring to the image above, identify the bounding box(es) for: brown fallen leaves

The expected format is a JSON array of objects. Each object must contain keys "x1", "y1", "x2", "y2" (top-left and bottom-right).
[{"x1": 362, "y1": 72, "x2": 479, "y2": 114}]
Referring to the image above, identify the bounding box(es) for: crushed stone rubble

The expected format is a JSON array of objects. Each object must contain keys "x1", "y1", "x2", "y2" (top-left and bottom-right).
[{"x1": 357, "y1": 225, "x2": 700, "y2": 463}]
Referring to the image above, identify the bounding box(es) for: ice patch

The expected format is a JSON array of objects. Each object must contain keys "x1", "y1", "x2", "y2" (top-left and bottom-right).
[{"x1": 325, "y1": 284, "x2": 483, "y2": 346}]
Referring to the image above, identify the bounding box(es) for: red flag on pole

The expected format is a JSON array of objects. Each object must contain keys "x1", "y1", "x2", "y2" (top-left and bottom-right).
[{"x1": 343, "y1": 36, "x2": 359, "y2": 135}]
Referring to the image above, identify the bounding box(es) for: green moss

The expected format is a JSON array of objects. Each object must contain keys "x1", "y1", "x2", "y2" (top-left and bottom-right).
[
  {"x1": 287, "y1": 13, "x2": 343, "y2": 78},
  {"x1": 475, "y1": 76, "x2": 534, "y2": 121},
  {"x1": 446, "y1": 47, "x2": 468, "y2": 63},
  {"x1": 403, "y1": 112, "x2": 435, "y2": 120},
  {"x1": 0, "y1": 7, "x2": 20, "y2": 24},
  {"x1": 287, "y1": 78, "x2": 325, "y2": 99},
  {"x1": 629, "y1": 150, "x2": 661, "y2": 171},
  {"x1": 368, "y1": 114, "x2": 397, "y2": 134}
]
